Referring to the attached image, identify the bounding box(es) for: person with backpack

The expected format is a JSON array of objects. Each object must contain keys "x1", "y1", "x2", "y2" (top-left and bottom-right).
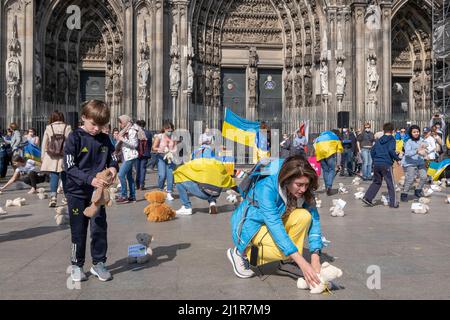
[
  {"x1": 40, "y1": 111, "x2": 72, "y2": 207},
  {"x1": 135, "y1": 120, "x2": 153, "y2": 190},
  {"x1": 115, "y1": 115, "x2": 140, "y2": 203},
  {"x1": 227, "y1": 156, "x2": 323, "y2": 287}
]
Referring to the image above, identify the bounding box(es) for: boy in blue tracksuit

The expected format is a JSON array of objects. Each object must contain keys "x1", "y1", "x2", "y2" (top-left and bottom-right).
[
  {"x1": 362, "y1": 123, "x2": 401, "y2": 208},
  {"x1": 64, "y1": 100, "x2": 119, "y2": 282}
]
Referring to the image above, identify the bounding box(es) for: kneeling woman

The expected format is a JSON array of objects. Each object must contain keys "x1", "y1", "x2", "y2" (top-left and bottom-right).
[{"x1": 228, "y1": 155, "x2": 322, "y2": 286}]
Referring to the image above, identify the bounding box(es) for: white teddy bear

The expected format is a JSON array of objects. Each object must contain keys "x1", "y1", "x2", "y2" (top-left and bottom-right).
[
  {"x1": 315, "y1": 197, "x2": 322, "y2": 208},
  {"x1": 128, "y1": 233, "x2": 154, "y2": 264},
  {"x1": 352, "y1": 177, "x2": 362, "y2": 186},
  {"x1": 418, "y1": 197, "x2": 431, "y2": 204},
  {"x1": 430, "y1": 184, "x2": 443, "y2": 192},
  {"x1": 354, "y1": 192, "x2": 364, "y2": 200},
  {"x1": 37, "y1": 188, "x2": 48, "y2": 200},
  {"x1": 54, "y1": 206, "x2": 69, "y2": 225},
  {"x1": 381, "y1": 195, "x2": 390, "y2": 206},
  {"x1": 423, "y1": 188, "x2": 434, "y2": 197},
  {"x1": 411, "y1": 202, "x2": 430, "y2": 214},
  {"x1": 330, "y1": 199, "x2": 346, "y2": 217},
  {"x1": 6, "y1": 198, "x2": 26, "y2": 208},
  {"x1": 338, "y1": 183, "x2": 348, "y2": 194},
  {"x1": 297, "y1": 262, "x2": 343, "y2": 294},
  {"x1": 0, "y1": 207, "x2": 7, "y2": 215},
  {"x1": 226, "y1": 190, "x2": 241, "y2": 204}
]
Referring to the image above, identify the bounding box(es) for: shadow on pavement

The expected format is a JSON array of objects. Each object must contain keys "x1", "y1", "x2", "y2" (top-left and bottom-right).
[
  {"x1": 108, "y1": 242, "x2": 191, "y2": 276},
  {"x1": 0, "y1": 214, "x2": 33, "y2": 221},
  {"x1": 195, "y1": 204, "x2": 236, "y2": 214},
  {"x1": 0, "y1": 225, "x2": 69, "y2": 243}
]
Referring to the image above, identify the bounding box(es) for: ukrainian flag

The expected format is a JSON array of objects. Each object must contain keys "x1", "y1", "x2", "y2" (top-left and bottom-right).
[
  {"x1": 191, "y1": 145, "x2": 215, "y2": 160},
  {"x1": 215, "y1": 155, "x2": 235, "y2": 177},
  {"x1": 427, "y1": 159, "x2": 450, "y2": 181},
  {"x1": 222, "y1": 108, "x2": 260, "y2": 147},
  {"x1": 314, "y1": 131, "x2": 343, "y2": 162},
  {"x1": 24, "y1": 143, "x2": 41, "y2": 164},
  {"x1": 174, "y1": 157, "x2": 236, "y2": 188}
]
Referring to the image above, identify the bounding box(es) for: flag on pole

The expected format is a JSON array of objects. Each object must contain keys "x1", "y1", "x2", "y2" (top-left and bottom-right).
[
  {"x1": 427, "y1": 159, "x2": 450, "y2": 181},
  {"x1": 23, "y1": 143, "x2": 41, "y2": 164},
  {"x1": 314, "y1": 131, "x2": 343, "y2": 161},
  {"x1": 222, "y1": 108, "x2": 260, "y2": 147}
]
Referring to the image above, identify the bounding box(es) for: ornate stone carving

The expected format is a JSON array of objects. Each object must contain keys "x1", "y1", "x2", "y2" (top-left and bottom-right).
[
  {"x1": 366, "y1": 54, "x2": 379, "y2": 110},
  {"x1": 205, "y1": 67, "x2": 213, "y2": 106},
  {"x1": 304, "y1": 65, "x2": 313, "y2": 107},
  {"x1": 319, "y1": 59, "x2": 328, "y2": 95},
  {"x1": 335, "y1": 56, "x2": 346, "y2": 100},
  {"x1": 57, "y1": 64, "x2": 67, "y2": 104},
  {"x1": 187, "y1": 60, "x2": 194, "y2": 94},
  {"x1": 248, "y1": 67, "x2": 257, "y2": 109},
  {"x1": 365, "y1": 0, "x2": 381, "y2": 30},
  {"x1": 284, "y1": 68, "x2": 293, "y2": 108},
  {"x1": 170, "y1": 58, "x2": 181, "y2": 96},
  {"x1": 6, "y1": 15, "x2": 21, "y2": 98},
  {"x1": 213, "y1": 68, "x2": 221, "y2": 107},
  {"x1": 424, "y1": 69, "x2": 431, "y2": 109},
  {"x1": 68, "y1": 65, "x2": 78, "y2": 105},
  {"x1": 138, "y1": 21, "x2": 151, "y2": 99},
  {"x1": 295, "y1": 68, "x2": 303, "y2": 108},
  {"x1": 412, "y1": 70, "x2": 423, "y2": 109}
]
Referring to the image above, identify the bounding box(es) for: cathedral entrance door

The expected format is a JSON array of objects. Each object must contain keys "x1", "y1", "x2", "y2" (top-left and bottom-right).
[
  {"x1": 258, "y1": 69, "x2": 282, "y2": 132},
  {"x1": 80, "y1": 70, "x2": 106, "y2": 103}
]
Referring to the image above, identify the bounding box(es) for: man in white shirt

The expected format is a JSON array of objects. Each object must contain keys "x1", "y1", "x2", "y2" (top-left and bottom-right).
[{"x1": 423, "y1": 127, "x2": 437, "y2": 161}]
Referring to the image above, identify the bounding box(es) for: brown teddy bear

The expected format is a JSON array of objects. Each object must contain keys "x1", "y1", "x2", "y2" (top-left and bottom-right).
[
  {"x1": 84, "y1": 168, "x2": 114, "y2": 218},
  {"x1": 143, "y1": 190, "x2": 176, "y2": 222}
]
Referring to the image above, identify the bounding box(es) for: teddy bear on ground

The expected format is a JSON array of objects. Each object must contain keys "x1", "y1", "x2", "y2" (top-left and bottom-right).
[
  {"x1": 0, "y1": 207, "x2": 7, "y2": 215},
  {"x1": 128, "y1": 233, "x2": 154, "y2": 264},
  {"x1": 338, "y1": 183, "x2": 348, "y2": 194},
  {"x1": 423, "y1": 188, "x2": 434, "y2": 197},
  {"x1": 143, "y1": 190, "x2": 176, "y2": 222},
  {"x1": 297, "y1": 262, "x2": 343, "y2": 294},
  {"x1": 330, "y1": 199, "x2": 346, "y2": 217},
  {"x1": 5, "y1": 197, "x2": 26, "y2": 208},
  {"x1": 37, "y1": 188, "x2": 48, "y2": 200},
  {"x1": 430, "y1": 184, "x2": 443, "y2": 192},
  {"x1": 354, "y1": 187, "x2": 365, "y2": 199},
  {"x1": 411, "y1": 202, "x2": 430, "y2": 214},
  {"x1": 419, "y1": 197, "x2": 431, "y2": 204},
  {"x1": 315, "y1": 197, "x2": 322, "y2": 208},
  {"x1": 55, "y1": 206, "x2": 69, "y2": 225},
  {"x1": 83, "y1": 169, "x2": 114, "y2": 218},
  {"x1": 352, "y1": 177, "x2": 362, "y2": 186}
]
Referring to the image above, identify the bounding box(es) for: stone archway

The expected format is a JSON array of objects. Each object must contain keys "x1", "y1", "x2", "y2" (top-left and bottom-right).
[
  {"x1": 35, "y1": 0, "x2": 125, "y2": 128},
  {"x1": 391, "y1": 0, "x2": 432, "y2": 128}
]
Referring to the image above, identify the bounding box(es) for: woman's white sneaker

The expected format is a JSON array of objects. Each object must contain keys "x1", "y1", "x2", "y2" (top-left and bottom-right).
[
  {"x1": 176, "y1": 206, "x2": 192, "y2": 216},
  {"x1": 226, "y1": 247, "x2": 255, "y2": 278}
]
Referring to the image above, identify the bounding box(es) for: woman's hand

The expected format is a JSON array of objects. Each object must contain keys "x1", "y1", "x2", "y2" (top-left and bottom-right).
[
  {"x1": 311, "y1": 253, "x2": 321, "y2": 274},
  {"x1": 298, "y1": 260, "x2": 321, "y2": 287}
]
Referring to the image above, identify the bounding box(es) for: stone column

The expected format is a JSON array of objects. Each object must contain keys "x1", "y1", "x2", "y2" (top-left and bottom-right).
[
  {"x1": 123, "y1": 4, "x2": 134, "y2": 117},
  {"x1": 327, "y1": 7, "x2": 337, "y2": 129},
  {"x1": 352, "y1": 2, "x2": 366, "y2": 129},
  {"x1": 154, "y1": 0, "x2": 164, "y2": 129},
  {"x1": 380, "y1": 1, "x2": 392, "y2": 125},
  {"x1": 23, "y1": 0, "x2": 34, "y2": 129},
  {"x1": 6, "y1": 14, "x2": 22, "y2": 126},
  {"x1": 176, "y1": 0, "x2": 190, "y2": 130}
]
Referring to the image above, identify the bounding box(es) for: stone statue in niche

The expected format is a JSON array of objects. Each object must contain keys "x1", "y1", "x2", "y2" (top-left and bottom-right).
[
  {"x1": 319, "y1": 59, "x2": 328, "y2": 95},
  {"x1": 304, "y1": 65, "x2": 313, "y2": 107},
  {"x1": 335, "y1": 58, "x2": 346, "y2": 98},
  {"x1": 366, "y1": 56, "x2": 379, "y2": 94},
  {"x1": 187, "y1": 60, "x2": 194, "y2": 94},
  {"x1": 169, "y1": 58, "x2": 181, "y2": 95},
  {"x1": 248, "y1": 67, "x2": 257, "y2": 108},
  {"x1": 424, "y1": 69, "x2": 431, "y2": 108},
  {"x1": 113, "y1": 64, "x2": 122, "y2": 95},
  {"x1": 284, "y1": 68, "x2": 293, "y2": 107},
  {"x1": 205, "y1": 67, "x2": 213, "y2": 106},
  {"x1": 365, "y1": 0, "x2": 381, "y2": 31},
  {"x1": 6, "y1": 52, "x2": 21, "y2": 97},
  {"x1": 295, "y1": 68, "x2": 303, "y2": 108},
  {"x1": 412, "y1": 70, "x2": 423, "y2": 108},
  {"x1": 57, "y1": 65, "x2": 68, "y2": 104}
]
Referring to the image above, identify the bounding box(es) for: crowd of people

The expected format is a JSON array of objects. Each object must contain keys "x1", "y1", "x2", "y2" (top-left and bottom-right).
[{"x1": 1, "y1": 100, "x2": 448, "y2": 288}]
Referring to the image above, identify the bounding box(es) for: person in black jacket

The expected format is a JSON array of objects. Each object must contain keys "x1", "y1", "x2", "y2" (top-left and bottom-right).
[
  {"x1": 339, "y1": 127, "x2": 357, "y2": 176},
  {"x1": 64, "y1": 100, "x2": 119, "y2": 283},
  {"x1": 362, "y1": 123, "x2": 401, "y2": 208}
]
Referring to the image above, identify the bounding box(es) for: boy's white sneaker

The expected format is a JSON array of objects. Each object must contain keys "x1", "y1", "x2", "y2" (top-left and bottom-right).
[
  {"x1": 176, "y1": 206, "x2": 192, "y2": 216},
  {"x1": 166, "y1": 193, "x2": 174, "y2": 201}
]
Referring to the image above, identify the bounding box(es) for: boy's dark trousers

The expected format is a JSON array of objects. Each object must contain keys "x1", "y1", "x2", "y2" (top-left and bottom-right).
[
  {"x1": 364, "y1": 164, "x2": 397, "y2": 207},
  {"x1": 67, "y1": 194, "x2": 108, "y2": 267}
]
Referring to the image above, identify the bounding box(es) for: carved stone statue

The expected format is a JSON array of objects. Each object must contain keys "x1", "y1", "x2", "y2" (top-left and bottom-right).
[
  {"x1": 319, "y1": 59, "x2": 328, "y2": 95},
  {"x1": 6, "y1": 52, "x2": 21, "y2": 97},
  {"x1": 284, "y1": 68, "x2": 293, "y2": 107},
  {"x1": 249, "y1": 47, "x2": 258, "y2": 68},
  {"x1": 366, "y1": 57, "x2": 379, "y2": 94},
  {"x1": 295, "y1": 68, "x2": 303, "y2": 108},
  {"x1": 213, "y1": 68, "x2": 220, "y2": 98},
  {"x1": 365, "y1": 0, "x2": 381, "y2": 31},
  {"x1": 205, "y1": 67, "x2": 212, "y2": 105},
  {"x1": 169, "y1": 59, "x2": 181, "y2": 95},
  {"x1": 412, "y1": 70, "x2": 423, "y2": 108},
  {"x1": 335, "y1": 59, "x2": 346, "y2": 98},
  {"x1": 113, "y1": 64, "x2": 122, "y2": 95},
  {"x1": 304, "y1": 66, "x2": 313, "y2": 107},
  {"x1": 137, "y1": 53, "x2": 150, "y2": 88},
  {"x1": 187, "y1": 60, "x2": 194, "y2": 94},
  {"x1": 248, "y1": 67, "x2": 257, "y2": 108},
  {"x1": 424, "y1": 69, "x2": 431, "y2": 108}
]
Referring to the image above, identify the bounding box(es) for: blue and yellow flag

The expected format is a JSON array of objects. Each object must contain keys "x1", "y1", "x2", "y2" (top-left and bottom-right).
[
  {"x1": 174, "y1": 157, "x2": 236, "y2": 188},
  {"x1": 23, "y1": 143, "x2": 41, "y2": 164},
  {"x1": 427, "y1": 159, "x2": 450, "y2": 181},
  {"x1": 222, "y1": 108, "x2": 260, "y2": 147},
  {"x1": 314, "y1": 131, "x2": 343, "y2": 161}
]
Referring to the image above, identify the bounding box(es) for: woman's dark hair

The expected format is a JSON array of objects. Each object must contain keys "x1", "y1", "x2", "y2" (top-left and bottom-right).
[
  {"x1": 408, "y1": 125, "x2": 421, "y2": 141},
  {"x1": 49, "y1": 110, "x2": 65, "y2": 124},
  {"x1": 160, "y1": 121, "x2": 174, "y2": 133},
  {"x1": 12, "y1": 155, "x2": 26, "y2": 163},
  {"x1": 278, "y1": 155, "x2": 319, "y2": 209},
  {"x1": 9, "y1": 123, "x2": 18, "y2": 131}
]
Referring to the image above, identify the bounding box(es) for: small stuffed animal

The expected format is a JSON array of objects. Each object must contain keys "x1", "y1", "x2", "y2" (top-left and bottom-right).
[
  {"x1": 315, "y1": 197, "x2": 322, "y2": 208},
  {"x1": 55, "y1": 206, "x2": 69, "y2": 225},
  {"x1": 128, "y1": 233, "x2": 154, "y2": 264},
  {"x1": 338, "y1": 183, "x2": 348, "y2": 194},
  {"x1": 83, "y1": 169, "x2": 114, "y2": 218},
  {"x1": 356, "y1": 187, "x2": 365, "y2": 193},
  {"x1": 143, "y1": 190, "x2": 176, "y2": 222},
  {"x1": 0, "y1": 207, "x2": 7, "y2": 215},
  {"x1": 430, "y1": 184, "x2": 443, "y2": 192},
  {"x1": 37, "y1": 188, "x2": 48, "y2": 200},
  {"x1": 226, "y1": 190, "x2": 241, "y2": 204},
  {"x1": 354, "y1": 192, "x2": 364, "y2": 200},
  {"x1": 419, "y1": 197, "x2": 431, "y2": 204},
  {"x1": 330, "y1": 199, "x2": 346, "y2": 217},
  {"x1": 297, "y1": 262, "x2": 343, "y2": 294},
  {"x1": 411, "y1": 203, "x2": 430, "y2": 214},
  {"x1": 163, "y1": 147, "x2": 174, "y2": 164},
  {"x1": 423, "y1": 188, "x2": 434, "y2": 197},
  {"x1": 446, "y1": 195, "x2": 450, "y2": 204},
  {"x1": 6, "y1": 198, "x2": 26, "y2": 207},
  {"x1": 352, "y1": 177, "x2": 362, "y2": 186}
]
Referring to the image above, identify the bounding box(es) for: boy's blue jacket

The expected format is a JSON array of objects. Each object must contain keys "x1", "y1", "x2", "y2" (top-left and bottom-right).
[
  {"x1": 370, "y1": 134, "x2": 400, "y2": 166},
  {"x1": 230, "y1": 159, "x2": 323, "y2": 256},
  {"x1": 64, "y1": 128, "x2": 119, "y2": 199}
]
